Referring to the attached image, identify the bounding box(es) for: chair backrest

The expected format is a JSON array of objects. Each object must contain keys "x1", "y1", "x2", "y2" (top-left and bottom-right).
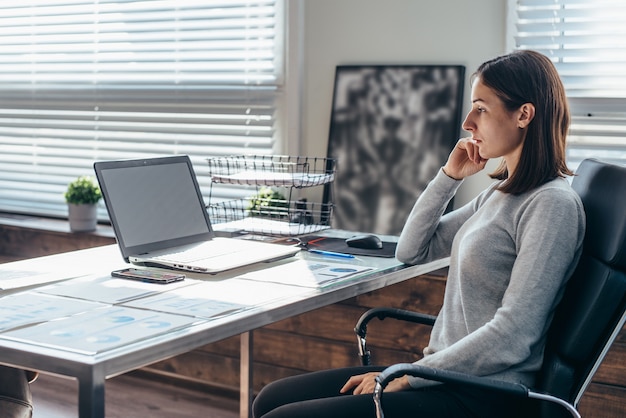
[{"x1": 536, "y1": 159, "x2": 626, "y2": 417}]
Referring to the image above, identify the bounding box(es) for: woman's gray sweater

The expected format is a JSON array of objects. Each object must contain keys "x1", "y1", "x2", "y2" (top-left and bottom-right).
[{"x1": 396, "y1": 169, "x2": 585, "y2": 389}]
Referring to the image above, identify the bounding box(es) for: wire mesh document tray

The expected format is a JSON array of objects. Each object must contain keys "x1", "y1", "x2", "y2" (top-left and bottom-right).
[
  {"x1": 207, "y1": 197, "x2": 334, "y2": 236},
  {"x1": 206, "y1": 155, "x2": 337, "y2": 236},
  {"x1": 206, "y1": 155, "x2": 336, "y2": 188}
]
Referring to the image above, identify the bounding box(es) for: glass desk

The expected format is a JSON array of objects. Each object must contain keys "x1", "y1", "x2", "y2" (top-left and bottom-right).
[{"x1": 0, "y1": 236, "x2": 449, "y2": 418}]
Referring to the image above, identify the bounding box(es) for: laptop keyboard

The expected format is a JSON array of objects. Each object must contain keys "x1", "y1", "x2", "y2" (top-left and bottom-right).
[
  {"x1": 139, "y1": 238, "x2": 299, "y2": 273},
  {"x1": 154, "y1": 239, "x2": 246, "y2": 263}
]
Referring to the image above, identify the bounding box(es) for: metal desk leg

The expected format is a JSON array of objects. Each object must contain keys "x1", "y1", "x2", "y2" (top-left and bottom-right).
[
  {"x1": 240, "y1": 330, "x2": 253, "y2": 418},
  {"x1": 78, "y1": 369, "x2": 106, "y2": 418}
]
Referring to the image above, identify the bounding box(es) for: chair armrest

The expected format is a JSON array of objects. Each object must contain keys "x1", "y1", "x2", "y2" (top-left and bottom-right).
[
  {"x1": 376, "y1": 363, "x2": 528, "y2": 395},
  {"x1": 354, "y1": 307, "x2": 437, "y2": 338},
  {"x1": 354, "y1": 308, "x2": 437, "y2": 365},
  {"x1": 372, "y1": 363, "x2": 581, "y2": 418}
]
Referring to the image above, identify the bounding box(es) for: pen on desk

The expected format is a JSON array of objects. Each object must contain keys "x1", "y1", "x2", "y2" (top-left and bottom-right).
[{"x1": 308, "y1": 249, "x2": 355, "y2": 259}]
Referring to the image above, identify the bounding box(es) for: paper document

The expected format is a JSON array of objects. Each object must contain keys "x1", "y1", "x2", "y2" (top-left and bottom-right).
[
  {"x1": 238, "y1": 259, "x2": 374, "y2": 288},
  {"x1": 1, "y1": 305, "x2": 199, "y2": 355},
  {"x1": 212, "y1": 218, "x2": 330, "y2": 235},
  {"x1": 38, "y1": 274, "x2": 195, "y2": 304},
  {"x1": 0, "y1": 292, "x2": 105, "y2": 332},
  {"x1": 211, "y1": 171, "x2": 334, "y2": 187},
  {"x1": 124, "y1": 278, "x2": 311, "y2": 317},
  {"x1": 0, "y1": 270, "x2": 90, "y2": 292}
]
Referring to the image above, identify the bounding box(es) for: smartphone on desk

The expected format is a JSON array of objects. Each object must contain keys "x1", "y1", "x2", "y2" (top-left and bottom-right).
[{"x1": 111, "y1": 268, "x2": 185, "y2": 284}]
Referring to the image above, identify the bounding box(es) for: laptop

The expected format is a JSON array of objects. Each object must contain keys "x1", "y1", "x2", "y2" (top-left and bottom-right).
[{"x1": 93, "y1": 155, "x2": 300, "y2": 274}]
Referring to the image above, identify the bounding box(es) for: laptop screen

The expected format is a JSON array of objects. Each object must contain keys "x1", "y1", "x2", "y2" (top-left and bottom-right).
[{"x1": 94, "y1": 156, "x2": 214, "y2": 260}]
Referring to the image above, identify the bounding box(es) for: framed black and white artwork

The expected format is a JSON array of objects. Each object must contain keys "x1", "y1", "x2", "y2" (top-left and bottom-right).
[{"x1": 324, "y1": 64, "x2": 465, "y2": 235}]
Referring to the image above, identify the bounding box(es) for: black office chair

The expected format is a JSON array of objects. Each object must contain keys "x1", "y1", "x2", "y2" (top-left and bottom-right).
[{"x1": 354, "y1": 159, "x2": 626, "y2": 418}]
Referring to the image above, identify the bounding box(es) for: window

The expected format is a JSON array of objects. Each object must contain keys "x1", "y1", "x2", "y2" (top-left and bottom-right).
[
  {"x1": 510, "y1": 0, "x2": 626, "y2": 169},
  {"x1": 0, "y1": 0, "x2": 284, "y2": 219}
]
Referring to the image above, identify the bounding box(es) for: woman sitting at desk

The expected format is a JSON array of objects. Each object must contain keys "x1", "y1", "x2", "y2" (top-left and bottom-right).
[{"x1": 251, "y1": 50, "x2": 586, "y2": 418}]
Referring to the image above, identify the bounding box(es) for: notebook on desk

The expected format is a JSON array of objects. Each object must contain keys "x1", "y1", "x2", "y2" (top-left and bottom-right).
[{"x1": 93, "y1": 155, "x2": 300, "y2": 274}]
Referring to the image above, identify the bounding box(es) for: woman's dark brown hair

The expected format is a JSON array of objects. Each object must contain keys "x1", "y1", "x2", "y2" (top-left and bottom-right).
[{"x1": 474, "y1": 50, "x2": 573, "y2": 194}]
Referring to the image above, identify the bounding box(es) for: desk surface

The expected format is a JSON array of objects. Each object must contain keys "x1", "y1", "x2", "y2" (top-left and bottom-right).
[{"x1": 0, "y1": 234, "x2": 449, "y2": 417}]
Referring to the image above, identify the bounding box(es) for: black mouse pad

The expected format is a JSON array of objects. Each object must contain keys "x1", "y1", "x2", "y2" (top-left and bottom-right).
[{"x1": 300, "y1": 235, "x2": 397, "y2": 258}]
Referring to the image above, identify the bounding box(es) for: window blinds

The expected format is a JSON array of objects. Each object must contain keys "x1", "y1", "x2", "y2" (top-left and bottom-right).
[
  {"x1": 0, "y1": 0, "x2": 282, "y2": 219},
  {"x1": 514, "y1": 0, "x2": 626, "y2": 168}
]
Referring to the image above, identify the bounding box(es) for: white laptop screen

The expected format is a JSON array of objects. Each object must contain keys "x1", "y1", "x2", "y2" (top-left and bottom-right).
[{"x1": 95, "y1": 156, "x2": 214, "y2": 260}]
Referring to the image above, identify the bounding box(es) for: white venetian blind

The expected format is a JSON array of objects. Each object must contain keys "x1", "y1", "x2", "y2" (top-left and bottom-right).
[
  {"x1": 0, "y1": 0, "x2": 283, "y2": 219},
  {"x1": 514, "y1": 0, "x2": 626, "y2": 169}
]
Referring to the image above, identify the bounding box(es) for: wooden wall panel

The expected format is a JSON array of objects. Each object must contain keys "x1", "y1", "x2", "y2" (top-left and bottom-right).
[
  {"x1": 579, "y1": 383, "x2": 626, "y2": 417},
  {"x1": 0, "y1": 222, "x2": 114, "y2": 259}
]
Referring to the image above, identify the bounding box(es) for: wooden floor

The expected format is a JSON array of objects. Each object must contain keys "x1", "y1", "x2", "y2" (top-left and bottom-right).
[{"x1": 30, "y1": 372, "x2": 239, "y2": 418}]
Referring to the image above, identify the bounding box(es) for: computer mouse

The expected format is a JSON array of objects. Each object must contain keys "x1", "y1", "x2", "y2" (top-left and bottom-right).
[{"x1": 345, "y1": 234, "x2": 383, "y2": 250}]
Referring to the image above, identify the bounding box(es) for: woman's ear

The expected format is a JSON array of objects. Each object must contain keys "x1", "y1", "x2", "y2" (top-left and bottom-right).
[{"x1": 518, "y1": 103, "x2": 535, "y2": 129}]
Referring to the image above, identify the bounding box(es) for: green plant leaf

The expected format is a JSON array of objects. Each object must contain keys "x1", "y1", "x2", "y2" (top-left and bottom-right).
[{"x1": 64, "y1": 176, "x2": 102, "y2": 205}]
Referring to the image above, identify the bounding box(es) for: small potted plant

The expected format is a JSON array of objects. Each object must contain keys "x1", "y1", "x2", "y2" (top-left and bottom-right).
[
  {"x1": 64, "y1": 176, "x2": 102, "y2": 232},
  {"x1": 247, "y1": 187, "x2": 289, "y2": 219}
]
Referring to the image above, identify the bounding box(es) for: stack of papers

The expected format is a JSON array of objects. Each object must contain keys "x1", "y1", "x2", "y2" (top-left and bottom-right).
[
  {"x1": 212, "y1": 218, "x2": 330, "y2": 235},
  {"x1": 211, "y1": 171, "x2": 334, "y2": 187}
]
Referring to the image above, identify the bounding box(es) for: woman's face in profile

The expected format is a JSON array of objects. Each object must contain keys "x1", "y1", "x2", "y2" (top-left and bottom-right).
[{"x1": 462, "y1": 77, "x2": 526, "y2": 164}]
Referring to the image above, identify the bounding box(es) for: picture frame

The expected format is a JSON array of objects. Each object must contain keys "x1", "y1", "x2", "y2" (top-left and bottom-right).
[{"x1": 324, "y1": 64, "x2": 466, "y2": 235}]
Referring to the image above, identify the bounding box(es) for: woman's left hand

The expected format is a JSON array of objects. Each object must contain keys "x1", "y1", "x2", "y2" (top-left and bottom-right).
[{"x1": 340, "y1": 372, "x2": 410, "y2": 395}]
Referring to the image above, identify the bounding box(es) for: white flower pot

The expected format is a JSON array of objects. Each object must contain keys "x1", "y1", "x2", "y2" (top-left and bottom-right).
[{"x1": 68, "y1": 203, "x2": 98, "y2": 232}]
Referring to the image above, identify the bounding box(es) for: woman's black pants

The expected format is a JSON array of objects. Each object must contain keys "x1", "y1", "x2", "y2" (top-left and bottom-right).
[{"x1": 252, "y1": 366, "x2": 538, "y2": 418}]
